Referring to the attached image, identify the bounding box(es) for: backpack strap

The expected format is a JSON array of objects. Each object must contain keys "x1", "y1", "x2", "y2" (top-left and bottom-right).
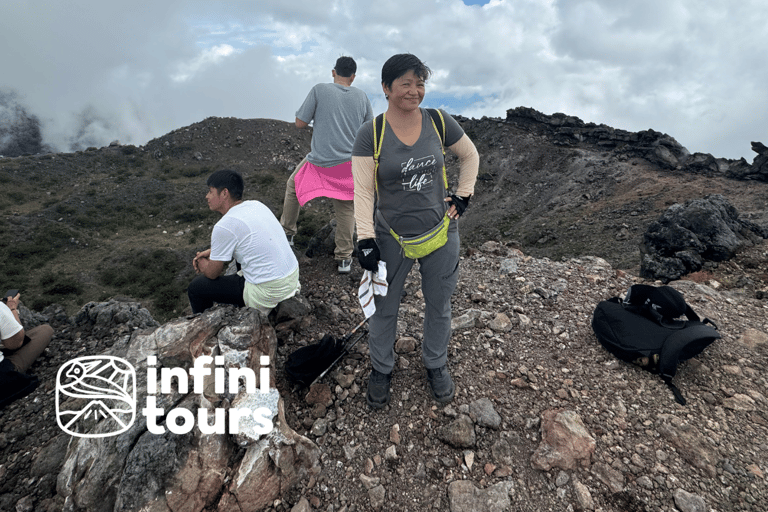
[
  {"x1": 372, "y1": 113, "x2": 386, "y2": 194},
  {"x1": 426, "y1": 108, "x2": 448, "y2": 188},
  {"x1": 372, "y1": 109, "x2": 448, "y2": 190},
  {"x1": 624, "y1": 284, "x2": 711, "y2": 329},
  {"x1": 426, "y1": 108, "x2": 446, "y2": 145},
  {"x1": 658, "y1": 323, "x2": 721, "y2": 405}
]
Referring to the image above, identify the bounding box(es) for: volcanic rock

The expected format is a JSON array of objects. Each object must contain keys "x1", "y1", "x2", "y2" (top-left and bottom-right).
[{"x1": 640, "y1": 194, "x2": 768, "y2": 281}]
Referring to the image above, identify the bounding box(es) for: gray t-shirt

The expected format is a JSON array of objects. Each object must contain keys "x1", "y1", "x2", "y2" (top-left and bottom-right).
[
  {"x1": 352, "y1": 108, "x2": 464, "y2": 236},
  {"x1": 296, "y1": 83, "x2": 373, "y2": 167}
]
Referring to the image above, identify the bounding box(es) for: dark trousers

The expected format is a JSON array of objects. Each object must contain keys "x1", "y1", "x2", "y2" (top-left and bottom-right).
[{"x1": 188, "y1": 274, "x2": 246, "y2": 314}]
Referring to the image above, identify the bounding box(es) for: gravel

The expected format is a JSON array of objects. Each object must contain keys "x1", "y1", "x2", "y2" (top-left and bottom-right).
[{"x1": 1, "y1": 240, "x2": 767, "y2": 512}]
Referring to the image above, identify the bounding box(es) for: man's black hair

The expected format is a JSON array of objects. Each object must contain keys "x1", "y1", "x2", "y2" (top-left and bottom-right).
[
  {"x1": 334, "y1": 56, "x2": 357, "y2": 78},
  {"x1": 207, "y1": 169, "x2": 244, "y2": 200},
  {"x1": 381, "y1": 53, "x2": 432, "y2": 90}
]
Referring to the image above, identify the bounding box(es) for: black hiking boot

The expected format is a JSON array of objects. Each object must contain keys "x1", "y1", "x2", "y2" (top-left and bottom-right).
[
  {"x1": 366, "y1": 369, "x2": 392, "y2": 409},
  {"x1": 426, "y1": 365, "x2": 455, "y2": 403}
]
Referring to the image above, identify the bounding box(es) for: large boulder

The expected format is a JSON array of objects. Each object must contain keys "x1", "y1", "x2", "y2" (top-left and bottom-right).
[
  {"x1": 56, "y1": 304, "x2": 321, "y2": 512},
  {"x1": 640, "y1": 194, "x2": 768, "y2": 282},
  {"x1": 725, "y1": 141, "x2": 768, "y2": 181},
  {"x1": 749, "y1": 141, "x2": 768, "y2": 181}
]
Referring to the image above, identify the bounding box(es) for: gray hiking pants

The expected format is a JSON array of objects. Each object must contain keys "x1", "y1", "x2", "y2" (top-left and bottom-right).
[{"x1": 368, "y1": 223, "x2": 460, "y2": 374}]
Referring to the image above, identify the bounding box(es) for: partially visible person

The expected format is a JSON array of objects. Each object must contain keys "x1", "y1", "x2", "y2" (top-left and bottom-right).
[
  {"x1": 352, "y1": 53, "x2": 479, "y2": 409},
  {"x1": 1, "y1": 291, "x2": 53, "y2": 373},
  {"x1": 280, "y1": 56, "x2": 374, "y2": 274},
  {"x1": 188, "y1": 170, "x2": 300, "y2": 316}
]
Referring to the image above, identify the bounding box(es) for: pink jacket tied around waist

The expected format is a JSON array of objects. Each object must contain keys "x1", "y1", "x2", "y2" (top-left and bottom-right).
[{"x1": 294, "y1": 160, "x2": 354, "y2": 206}]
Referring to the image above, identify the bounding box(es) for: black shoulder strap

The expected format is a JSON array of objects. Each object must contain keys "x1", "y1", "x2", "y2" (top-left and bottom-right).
[
  {"x1": 426, "y1": 108, "x2": 445, "y2": 146},
  {"x1": 659, "y1": 323, "x2": 721, "y2": 405},
  {"x1": 625, "y1": 284, "x2": 711, "y2": 328}
]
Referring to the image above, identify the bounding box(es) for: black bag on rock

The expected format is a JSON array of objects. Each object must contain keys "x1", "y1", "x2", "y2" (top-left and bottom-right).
[{"x1": 591, "y1": 284, "x2": 720, "y2": 405}]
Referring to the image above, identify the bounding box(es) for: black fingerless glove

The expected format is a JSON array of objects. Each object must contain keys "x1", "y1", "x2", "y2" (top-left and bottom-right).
[
  {"x1": 448, "y1": 194, "x2": 471, "y2": 217},
  {"x1": 357, "y1": 238, "x2": 380, "y2": 271}
]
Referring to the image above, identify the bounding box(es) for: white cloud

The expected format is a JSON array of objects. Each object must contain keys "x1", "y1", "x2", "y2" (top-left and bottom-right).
[
  {"x1": 1, "y1": 0, "x2": 767, "y2": 159},
  {"x1": 171, "y1": 44, "x2": 238, "y2": 83}
]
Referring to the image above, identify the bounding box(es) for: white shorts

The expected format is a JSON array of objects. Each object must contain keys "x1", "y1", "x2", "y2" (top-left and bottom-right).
[{"x1": 243, "y1": 267, "x2": 301, "y2": 315}]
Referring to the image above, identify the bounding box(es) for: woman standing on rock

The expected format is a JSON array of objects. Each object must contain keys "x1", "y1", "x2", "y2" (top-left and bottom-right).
[{"x1": 351, "y1": 53, "x2": 479, "y2": 409}]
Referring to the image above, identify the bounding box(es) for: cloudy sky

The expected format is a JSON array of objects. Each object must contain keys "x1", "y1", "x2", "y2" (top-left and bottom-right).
[{"x1": 1, "y1": 0, "x2": 766, "y2": 160}]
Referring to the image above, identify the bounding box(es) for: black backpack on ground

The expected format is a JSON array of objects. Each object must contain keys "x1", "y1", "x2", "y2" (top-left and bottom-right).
[
  {"x1": 591, "y1": 284, "x2": 720, "y2": 405},
  {"x1": 285, "y1": 334, "x2": 346, "y2": 388}
]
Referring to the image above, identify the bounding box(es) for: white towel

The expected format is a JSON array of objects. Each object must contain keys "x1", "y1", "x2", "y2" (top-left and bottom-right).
[{"x1": 358, "y1": 261, "x2": 388, "y2": 319}]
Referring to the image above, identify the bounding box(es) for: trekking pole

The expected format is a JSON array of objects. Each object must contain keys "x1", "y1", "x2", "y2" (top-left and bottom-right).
[{"x1": 309, "y1": 318, "x2": 368, "y2": 387}]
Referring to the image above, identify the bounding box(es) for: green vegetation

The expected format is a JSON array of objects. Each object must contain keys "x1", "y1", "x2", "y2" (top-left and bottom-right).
[
  {"x1": 173, "y1": 207, "x2": 212, "y2": 224},
  {"x1": 7, "y1": 224, "x2": 81, "y2": 268},
  {"x1": 253, "y1": 173, "x2": 276, "y2": 187},
  {"x1": 31, "y1": 273, "x2": 85, "y2": 311},
  {"x1": 294, "y1": 209, "x2": 330, "y2": 246},
  {"x1": 0, "y1": 223, "x2": 87, "y2": 304},
  {"x1": 158, "y1": 159, "x2": 209, "y2": 180},
  {"x1": 98, "y1": 248, "x2": 190, "y2": 322},
  {"x1": 0, "y1": 119, "x2": 312, "y2": 323}
]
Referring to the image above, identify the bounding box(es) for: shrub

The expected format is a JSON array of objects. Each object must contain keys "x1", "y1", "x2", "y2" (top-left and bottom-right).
[
  {"x1": 174, "y1": 208, "x2": 211, "y2": 224},
  {"x1": 43, "y1": 277, "x2": 84, "y2": 296},
  {"x1": 7, "y1": 191, "x2": 24, "y2": 202},
  {"x1": 97, "y1": 248, "x2": 191, "y2": 321},
  {"x1": 187, "y1": 226, "x2": 206, "y2": 245},
  {"x1": 254, "y1": 174, "x2": 276, "y2": 187},
  {"x1": 56, "y1": 204, "x2": 76, "y2": 216},
  {"x1": 3, "y1": 224, "x2": 83, "y2": 281}
]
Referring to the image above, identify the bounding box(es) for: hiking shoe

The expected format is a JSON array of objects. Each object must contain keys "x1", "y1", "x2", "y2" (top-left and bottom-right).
[
  {"x1": 426, "y1": 365, "x2": 455, "y2": 403},
  {"x1": 366, "y1": 369, "x2": 392, "y2": 409},
  {"x1": 287, "y1": 235, "x2": 295, "y2": 247},
  {"x1": 337, "y1": 258, "x2": 352, "y2": 274}
]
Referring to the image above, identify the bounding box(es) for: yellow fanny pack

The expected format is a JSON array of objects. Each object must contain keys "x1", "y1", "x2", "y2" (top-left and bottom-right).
[
  {"x1": 372, "y1": 108, "x2": 450, "y2": 259},
  {"x1": 377, "y1": 211, "x2": 450, "y2": 259}
]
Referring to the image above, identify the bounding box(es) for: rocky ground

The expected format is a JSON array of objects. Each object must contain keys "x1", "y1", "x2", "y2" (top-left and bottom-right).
[
  {"x1": 2, "y1": 108, "x2": 768, "y2": 511},
  {"x1": 2, "y1": 237, "x2": 766, "y2": 512},
  {"x1": 4, "y1": 111, "x2": 768, "y2": 320}
]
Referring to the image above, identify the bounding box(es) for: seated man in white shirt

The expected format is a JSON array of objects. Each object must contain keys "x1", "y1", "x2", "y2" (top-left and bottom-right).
[{"x1": 188, "y1": 170, "x2": 300, "y2": 316}]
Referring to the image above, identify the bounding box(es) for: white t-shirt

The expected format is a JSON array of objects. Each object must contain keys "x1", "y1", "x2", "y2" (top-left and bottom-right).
[
  {"x1": 210, "y1": 201, "x2": 298, "y2": 285},
  {"x1": 0, "y1": 301, "x2": 23, "y2": 364}
]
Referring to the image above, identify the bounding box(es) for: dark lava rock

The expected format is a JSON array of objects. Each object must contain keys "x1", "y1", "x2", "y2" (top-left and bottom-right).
[{"x1": 640, "y1": 194, "x2": 768, "y2": 282}]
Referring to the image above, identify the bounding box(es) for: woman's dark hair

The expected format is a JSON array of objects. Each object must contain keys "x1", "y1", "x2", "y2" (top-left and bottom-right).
[
  {"x1": 334, "y1": 56, "x2": 357, "y2": 77},
  {"x1": 207, "y1": 169, "x2": 244, "y2": 200},
  {"x1": 381, "y1": 53, "x2": 432, "y2": 90}
]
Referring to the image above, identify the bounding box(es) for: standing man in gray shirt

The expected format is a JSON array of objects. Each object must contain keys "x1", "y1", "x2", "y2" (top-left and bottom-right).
[{"x1": 280, "y1": 56, "x2": 374, "y2": 274}]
